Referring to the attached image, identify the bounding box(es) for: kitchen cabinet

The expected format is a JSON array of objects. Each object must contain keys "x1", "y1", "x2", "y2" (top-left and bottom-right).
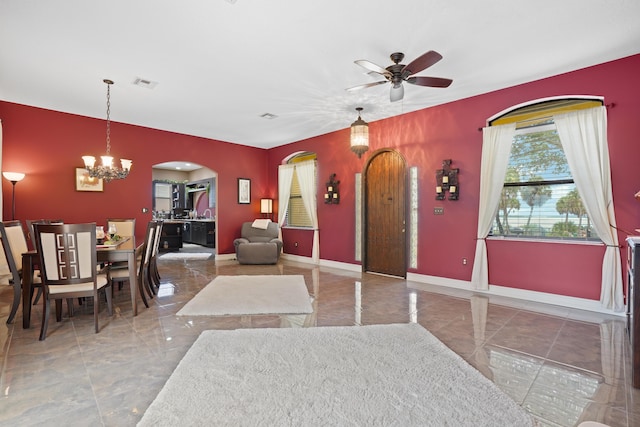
[
  {"x1": 159, "y1": 221, "x2": 183, "y2": 252},
  {"x1": 190, "y1": 221, "x2": 215, "y2": 247},
  {"x1": 172, "y1": 184, "x2": 186, "y2": 209}
]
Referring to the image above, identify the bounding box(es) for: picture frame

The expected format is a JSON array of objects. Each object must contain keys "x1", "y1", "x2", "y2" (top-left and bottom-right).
[
  {"x1": 238, "y1": 178, "x2": 251, "y2": 204},
  {"x1": 75, "y1": 167, "x2": 104, "y2": 192}
]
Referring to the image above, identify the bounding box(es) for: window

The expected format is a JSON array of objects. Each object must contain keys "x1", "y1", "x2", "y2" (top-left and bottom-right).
[
  {"x1": 284, "y1": 152, "x2": 316, "y2": 228},
  {"x1": 288, "y1": 169, "x2": 313, "y2": 227},
  {"x1": 490, "y1": 99, "x2": 602, "y2": 241}
]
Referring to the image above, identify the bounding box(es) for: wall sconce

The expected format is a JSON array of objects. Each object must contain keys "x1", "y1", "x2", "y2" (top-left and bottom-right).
[
  {"x1": 435, "y1": 159, "x2": 459, "y2": 201},
  {"x1": 324, "y1": 174, "x2": 340, "y2": 204},
  {"x1": 350, "y1": 107, "x2": 369, "y2": 158},
  {"x1": 3, "y1": 171, "x2": 26, "y2": 220},
  {"x1": 260, "y1": 198, "x2": 273, "y2": 219}
]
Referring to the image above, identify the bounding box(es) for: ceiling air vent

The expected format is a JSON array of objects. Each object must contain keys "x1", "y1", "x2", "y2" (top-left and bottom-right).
[{"x1": 133, "y1": 77, "x2": 158, "y2": 89}]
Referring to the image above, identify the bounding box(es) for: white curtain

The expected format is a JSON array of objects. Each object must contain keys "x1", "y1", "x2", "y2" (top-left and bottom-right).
[
  {"x1": 471, "y1": 123, "x2": 516, "y2": 290},
  {"x1": 295, "y1": 160, "x2": 319, "y2": 263},
  {"x1": 554, "y1": 106, "x2": 624, "y2": 312},
  {"x1": 277, "y1": 164, "x2": 295, "y2": 241}
]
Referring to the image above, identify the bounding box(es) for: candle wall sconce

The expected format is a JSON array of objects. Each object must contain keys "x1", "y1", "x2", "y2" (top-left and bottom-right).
[
  {"x1": 324, "y1": 173, "x2": 340, "y2": 204},
  {"x1": 435, "y1": 159, "x2": 459, "y2": 201}
]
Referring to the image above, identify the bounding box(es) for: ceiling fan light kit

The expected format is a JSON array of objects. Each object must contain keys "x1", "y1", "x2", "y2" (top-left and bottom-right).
[{"x1": 347, "y1": 50, "x2": 453, "y2": 102}]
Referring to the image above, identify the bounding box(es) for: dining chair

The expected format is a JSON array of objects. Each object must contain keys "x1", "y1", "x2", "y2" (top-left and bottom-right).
[
  {"x1": 26, "y1": 219, "x2": 64, "y2": 249},
  {"x1": 24, "y1": 219, "x2": 64, "y2": 305},
  {"x1": 148, "y1": 220, "x2": 164, "y2": 293},
  {"x1": 108, "y1": 220, "x2": 157, "y2": 309},
  {"x1": 0, "y1": 221, "x2": 43, "y2": 324},
  {"x1": 106, "y1": 218, "x2": 136, "y2": 237},
  {"x1": 105, "y1": 218, "x2": 136, "y2": 282},
  {"x1": 33, "y1": 222, "x2": 113, "y2": 340}
]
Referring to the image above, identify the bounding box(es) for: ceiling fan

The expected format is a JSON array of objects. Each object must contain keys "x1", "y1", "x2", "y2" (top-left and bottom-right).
[{"x1": 346, "y1": 50, "x2": 453, "y2": 102}]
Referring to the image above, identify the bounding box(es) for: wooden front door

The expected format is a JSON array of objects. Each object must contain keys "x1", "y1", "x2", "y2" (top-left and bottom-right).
[{"x1": 363, "y1": 149, "x2": 407, "y2": 278}]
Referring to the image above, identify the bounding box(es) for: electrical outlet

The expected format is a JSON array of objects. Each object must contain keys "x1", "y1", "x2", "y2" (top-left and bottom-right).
[
  {"x1": 462, "y1": 258, "x2": 467, "y2": 265},
  {"x1": 294, "y1": 242, "x2": 299, "y2": 247},
  {"x1": 434, "y1": 207, "x2": 444, "y2": 215}
]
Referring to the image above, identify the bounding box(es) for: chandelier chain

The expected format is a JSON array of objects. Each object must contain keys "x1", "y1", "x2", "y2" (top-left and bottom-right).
[
  {"x1": 105, "y1": 83, "x2": 111, "y2": 155},
  {"x1": 81, "y1": 78, "x2": 132, "y2": 182}
]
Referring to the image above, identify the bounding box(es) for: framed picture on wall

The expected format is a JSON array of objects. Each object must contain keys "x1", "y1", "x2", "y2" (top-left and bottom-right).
[
  {"x1": 238, "y1": 178, "x2": 250, "y2": 204},
  {"x1": 75, "y1": 168, "x2": 104, "y2": 192}
]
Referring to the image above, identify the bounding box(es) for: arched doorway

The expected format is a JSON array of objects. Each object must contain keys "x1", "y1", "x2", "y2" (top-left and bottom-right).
[
  {"x1": 152, "y1": 161, "x2": 218, "y2": 252},
  {"x1": 362, "y1": 149, "x2": 407, "y2": 278}
]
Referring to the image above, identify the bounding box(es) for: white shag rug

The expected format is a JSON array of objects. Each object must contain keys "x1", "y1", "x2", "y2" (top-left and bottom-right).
[
  {"x1": 160, "y1": 252, "x2": 212, "y2": 260},
  {"x1": 176, "y1": 275, "x2": 313, "y2": 316},
  {"x1": 138, "y1": 324, "x2": 534, "y2": 427}
]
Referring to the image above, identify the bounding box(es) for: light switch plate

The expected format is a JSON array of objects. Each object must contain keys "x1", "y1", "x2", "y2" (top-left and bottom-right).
[{"x1": 434, "y1": 207, "x2": 444, "y2": 215}]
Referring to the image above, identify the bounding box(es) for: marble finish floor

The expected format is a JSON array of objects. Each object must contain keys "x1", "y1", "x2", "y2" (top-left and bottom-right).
[{"x1": 0, "y1": 254, "x2": 638, "y2": 426}]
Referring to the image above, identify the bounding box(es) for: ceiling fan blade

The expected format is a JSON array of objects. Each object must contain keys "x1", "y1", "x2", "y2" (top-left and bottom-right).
[
  {"x1": 406, "y1": 76, "x2": 453, "y2": 88},
  {"x1": 346, "y1": 80, "x2": 387, "y2": 92},
  {"x1": 390, "y1": 84, "x2": 404, "y2": 102},
  {"x1": 355, "y1": 59, "x2": 391, "y2": 77},
  {"x1": 402, "y1": 50, "x2": 443, "y2": 76}
]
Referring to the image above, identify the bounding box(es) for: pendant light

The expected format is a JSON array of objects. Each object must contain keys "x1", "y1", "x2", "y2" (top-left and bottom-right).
[
  {"x1": 82, "y1": 79, "x2": 132, "y2": 182},
  {"x1": 350, "y1": 107, "x2": 369, "y2": 158}
]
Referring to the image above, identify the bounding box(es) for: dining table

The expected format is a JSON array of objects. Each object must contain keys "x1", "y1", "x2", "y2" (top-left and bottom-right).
[{"x1": 21, "y1": 236, "x2": 144, "y2": 329}]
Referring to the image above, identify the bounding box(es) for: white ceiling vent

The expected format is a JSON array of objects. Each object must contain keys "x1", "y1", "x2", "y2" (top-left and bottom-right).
[{"x1": 133, "y1": 77, "x2": 158, "y2": 89}]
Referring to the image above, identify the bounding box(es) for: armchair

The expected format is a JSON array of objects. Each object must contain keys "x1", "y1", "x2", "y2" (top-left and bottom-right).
[{"x1": 233, "y1": 221, "x2": 282, "y2": 264}]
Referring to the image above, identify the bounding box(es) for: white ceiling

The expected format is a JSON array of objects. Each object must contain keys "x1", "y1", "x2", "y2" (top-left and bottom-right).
[{"x1": 1, "y1": 0, "x2": 639, "y2": 149}]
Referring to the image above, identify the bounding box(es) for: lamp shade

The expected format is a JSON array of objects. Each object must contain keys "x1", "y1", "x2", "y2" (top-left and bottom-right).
[
  {"x1": 350, "y1": 107, "x2": 369, "y2": 158},
  {"x1": 260, "y1": 198, "x2": 273, "y2": 214},
  {"x1": 2, "y1": 172, "x2": 25, "y2": 182}
]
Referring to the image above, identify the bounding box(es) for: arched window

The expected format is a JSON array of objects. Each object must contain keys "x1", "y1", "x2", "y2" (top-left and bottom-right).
[
  {"x1": 489, "y1": 97, "x2": 603, "y2": 240},
  {"x1": 281, "y1": 152, "x2": 317, "y2": 228}
]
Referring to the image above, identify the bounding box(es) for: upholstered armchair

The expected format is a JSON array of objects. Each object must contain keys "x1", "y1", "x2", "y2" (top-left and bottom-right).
[{"x1": 233, "y1": 221, "x2": 282, "y2": 264}]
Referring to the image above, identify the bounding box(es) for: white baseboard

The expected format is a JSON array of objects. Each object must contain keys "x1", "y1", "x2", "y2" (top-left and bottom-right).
[
  {"x1": 224, "y1": 253, "x2": 624, "y2": 316},
  {"x1": 215, "y1": 253, "x2": 236, "y2": 261},
  {"x1": 280, "y1": 254, "x2": 363, "y2": 273},
  {"x1": 406, "y1": 272, "x2": 624, "y2": 317}
]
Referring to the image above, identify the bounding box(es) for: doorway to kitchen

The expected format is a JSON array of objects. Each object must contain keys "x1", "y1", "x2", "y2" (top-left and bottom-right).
[{"x1": 152, "y1": 161, "x2": 218, "y2": 253}]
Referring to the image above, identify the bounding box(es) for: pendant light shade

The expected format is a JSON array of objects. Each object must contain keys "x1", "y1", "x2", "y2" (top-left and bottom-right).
[{"x1": 350, "y1": 107, "x2": 369, "y2": 158}]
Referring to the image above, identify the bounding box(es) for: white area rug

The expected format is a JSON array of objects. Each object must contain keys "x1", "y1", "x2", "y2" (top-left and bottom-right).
[
  {"x1": 138, "y1": 324, "x2": 534, "y2": 426},
  {"x1": 160, "y1": 252, "x2": 212, "y2": 260},
  {"x1": 176, "y1": 275, "x2": 313, "y2": 316}
]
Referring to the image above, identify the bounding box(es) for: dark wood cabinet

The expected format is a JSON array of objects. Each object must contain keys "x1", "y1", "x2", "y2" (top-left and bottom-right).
[
  {"x1": 627, "y1": 236, "x2": 640, "y2": 388},
  {"x1": 159, "y1": 221, "x2": 183, "y2": 252},
  {"x1": 172, "y1": 184, "x2": 186, "y2": 210},
  {"x1": 190, "y1": 221, "x2": 215, "y2": 248}
]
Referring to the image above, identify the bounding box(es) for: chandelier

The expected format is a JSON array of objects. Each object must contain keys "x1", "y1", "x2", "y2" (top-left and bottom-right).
[
  {"x1": 82, "y1": 79, "x2": 132, "y2": 182},
  {"x1": 350, "y1": 107, "x2": 369, "y2": 158}
]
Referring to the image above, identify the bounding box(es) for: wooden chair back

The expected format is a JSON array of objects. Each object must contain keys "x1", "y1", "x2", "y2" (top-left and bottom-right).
[
  {"x1": 0, "y1": 221, "x2": 31, "y2": 324},
  {"x1": 34, "y1": 223, "x2": 98, "y2": 287},
  {"x1": 26, "y1": 219, "x2": 63, "y2": 249},
  {"x1": 107, "y1": 218, "x2": 136, "y2": 237},
  {"x1": 1, "y1": 220, "x2": 28, "y2": 274},
  {"x1": 33, "y1": 222, "x2": 112, "y2": 339}
]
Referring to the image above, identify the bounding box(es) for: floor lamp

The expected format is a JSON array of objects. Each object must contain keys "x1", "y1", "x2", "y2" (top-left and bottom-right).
[{"x1": 2, "y1": 172, "x2": 25, "y2": 220}]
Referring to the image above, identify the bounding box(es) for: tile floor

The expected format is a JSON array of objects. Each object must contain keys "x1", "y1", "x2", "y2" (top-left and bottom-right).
[{"x1": 0, "y1": 248, "x2": 638, "y2": 426}]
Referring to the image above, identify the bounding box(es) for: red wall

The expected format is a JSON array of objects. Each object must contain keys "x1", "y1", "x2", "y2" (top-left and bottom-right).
[
  {"x1": 3, "y1": 54, "x2": 640, "y2": 303},
  {"x1": 268, "y1": 54, "x2": 640, "y2": 301},
  {"x1": 0, "y1": 104, "x2": 269, "y2": 254}
]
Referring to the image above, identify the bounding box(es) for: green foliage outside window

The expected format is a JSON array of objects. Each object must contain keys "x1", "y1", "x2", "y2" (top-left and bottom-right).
[{"x1": 492, "y1": 125, "x2": 599, "y2": 241}]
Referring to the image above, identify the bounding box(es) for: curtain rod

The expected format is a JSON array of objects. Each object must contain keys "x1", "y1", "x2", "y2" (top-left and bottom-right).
[{"x1": 476, "y1": 102, "x2": 616, "y2": 131}]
